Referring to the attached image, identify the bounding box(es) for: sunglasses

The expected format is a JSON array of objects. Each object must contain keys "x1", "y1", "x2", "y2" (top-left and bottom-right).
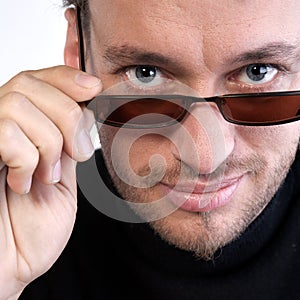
[
  {"x1": 90, "y1": 92, "x2": 300, "y2": 128},
  {"x1": 76, "y1": 7, "x2": 300, "y2": 128}
]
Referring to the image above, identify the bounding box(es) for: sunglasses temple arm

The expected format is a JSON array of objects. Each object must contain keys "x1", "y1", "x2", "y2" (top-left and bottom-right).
[{"x1": 76, "y1": 6, "x2": 86, "y2": 72}]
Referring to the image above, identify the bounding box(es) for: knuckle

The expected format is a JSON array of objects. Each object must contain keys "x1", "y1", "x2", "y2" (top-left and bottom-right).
[
  {"x1": 23, "y1": 148, "x2": 39, "y2": 172},
  {"x1": 2, "y1": 91, "x2": 29, "y2": 110},
  {"x1": 9, "y1": 71, "x2": 33, "y2": 91},
  {"x1": 39, "y1": 129, "x2": 63, "y2": 158},
  {"x1": 35, "y1": 65, "x2": 72, "y2": 84},
  {"x1": 51, "y1": 65, "x2": 66, "y2": 77},
  {"x1": 52, "y1": 129, "x2": 64, "y2": 148},
  {"x1": 0, "y1": 123, "x2": 39, "y2": 171},
  {"x1": 0, "y1": 118, "x2": 17, "y2": 140},
  {"x1": 65, "y1": 102, "x2": 83, "y2": 124}
]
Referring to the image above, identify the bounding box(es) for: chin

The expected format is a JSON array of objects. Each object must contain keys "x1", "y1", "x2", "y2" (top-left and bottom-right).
[
  {"x1": 146, "y1": 187, "x2": 270, "y2": 259},
  {"x1": 149, "y1": 209, "x2": 226, "y2": 260}
]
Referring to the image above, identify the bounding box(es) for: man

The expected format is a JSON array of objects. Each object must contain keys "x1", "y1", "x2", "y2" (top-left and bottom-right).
[{"x1": 1, "y1": 0, "x2": 300, "y2": 299}]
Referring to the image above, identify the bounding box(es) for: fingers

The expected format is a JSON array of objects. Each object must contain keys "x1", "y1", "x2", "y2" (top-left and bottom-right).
[
  {"x1": 0, "y1": 92, "x2": 64, "y2": 186},
  {"x1": 2, "y1": 73, "x2": 93, "y2": 160},
  {"x1": 0, "y1": 66, "x2": 101, "y2": 161},
  {"x1": 0, "y1": 65, "x2": 102, "y2": 102},
  {"x1": 0, "y1": 66, "x2": 103, "y2": 194},
  {"x1": 0, "y1": 119, "x2": 39, "y2": 194}
]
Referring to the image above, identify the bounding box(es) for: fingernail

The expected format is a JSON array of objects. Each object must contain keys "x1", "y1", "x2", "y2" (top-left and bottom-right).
[
  {"x1": 52, "y1": 159, "x2": 61, "y2": 183},
  {"x1": 77, "y1": 129, "x2": 94, "y2": 156},
  {"x1": 24, "y1": 177, "x2": 32, "y2": 194},
  {"x1": 74, "y1": 73, "x2": 101, "y2": 88}
]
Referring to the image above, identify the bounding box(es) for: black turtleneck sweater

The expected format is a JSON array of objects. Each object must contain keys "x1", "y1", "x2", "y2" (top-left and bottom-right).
[{"x1": 20, "y1": 150, "x2": 300, "y2": 300}]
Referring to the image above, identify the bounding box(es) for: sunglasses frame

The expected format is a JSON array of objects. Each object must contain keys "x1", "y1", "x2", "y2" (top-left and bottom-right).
[{"x1": 76, "y1": 6, "x2": 300, "y2": 128}]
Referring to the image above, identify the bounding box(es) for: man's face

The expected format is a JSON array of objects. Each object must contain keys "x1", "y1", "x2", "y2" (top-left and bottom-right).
[{"x1": 84, "y1": 0, "x2": 300, "y2": 258}]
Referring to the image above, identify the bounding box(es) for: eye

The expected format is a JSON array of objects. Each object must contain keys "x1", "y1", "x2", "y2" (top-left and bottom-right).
[
  {"x1": 125, "y1": 65, "x2": 167, "y2": 88},
  {"x1": 235, "y1": 63, "x2": 279, "y2": 85}
]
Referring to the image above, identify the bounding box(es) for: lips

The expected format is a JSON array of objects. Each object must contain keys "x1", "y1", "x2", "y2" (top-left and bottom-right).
[{"x1": 160, "y1": 176, "x2": 243, "y2": 212}]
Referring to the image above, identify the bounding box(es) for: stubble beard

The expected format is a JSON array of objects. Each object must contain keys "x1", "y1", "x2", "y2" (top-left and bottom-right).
[{"x1": 101, "y1": 145, "x2": 298, "y2": 260}]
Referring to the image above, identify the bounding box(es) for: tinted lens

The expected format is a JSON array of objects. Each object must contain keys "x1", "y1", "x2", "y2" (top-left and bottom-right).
[
  {"x1": 94, "y1": 92, "x2": 300, "y2": 127},
  {"x1": 96, "y1": 96, "x2": 187, "y2": 127},
  {"x1": 221, "y1": 94, "x2": 300, "y2": 124}
]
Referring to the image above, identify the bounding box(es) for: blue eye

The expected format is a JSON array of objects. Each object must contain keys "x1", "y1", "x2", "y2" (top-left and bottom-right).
[
  {"x1": 135, "y1": 66, "x2": 157, "y2": 83},
  {"x1": 238, "y1": 63, "x2": 278, "y2": 85},
  {"x1": 246, "y1": 64, "x2": 269, "y2": 81},
  {"x1": 125, "y1": 65, "x2": 167, "y2": 88}
]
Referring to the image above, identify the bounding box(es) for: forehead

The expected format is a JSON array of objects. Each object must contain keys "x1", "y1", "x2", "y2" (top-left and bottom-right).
[
  {"x1": 89, "y1": 0, "x2": 300, "y2": 32},
  {"x1": 88, "y1": 1, "x2": 300, "y2": 41},
  {"x1": 88, "y1": 0, "x2": 300, "y2": 72}
]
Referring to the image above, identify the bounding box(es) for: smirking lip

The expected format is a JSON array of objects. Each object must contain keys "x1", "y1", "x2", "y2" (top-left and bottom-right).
[{"x1": 160, "y1": 176, "x2": 243, "y2": 212}]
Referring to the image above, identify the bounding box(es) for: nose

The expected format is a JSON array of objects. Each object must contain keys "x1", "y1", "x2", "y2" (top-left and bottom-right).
[{"x1": 170, "y1": 103, "x2": 235, "y2": 175}]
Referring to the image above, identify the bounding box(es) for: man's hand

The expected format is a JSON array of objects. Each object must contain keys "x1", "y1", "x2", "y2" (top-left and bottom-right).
[{"x1": 0, "y1": 66, "x2": 102, "y2": 299}]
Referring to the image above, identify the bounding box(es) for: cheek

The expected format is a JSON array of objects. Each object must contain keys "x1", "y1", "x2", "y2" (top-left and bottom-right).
[
  {"x1": 236, "y1": 123, "x2": 300, "y2": 158},
  {"x1": 99, "y1": 126, "x2": 173, "y2": 175},
  {"x1": 128, "y1": 134, "x2": 174, "y2": 174}
]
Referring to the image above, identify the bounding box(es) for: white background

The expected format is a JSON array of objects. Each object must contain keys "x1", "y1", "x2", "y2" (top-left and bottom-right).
[
  {"x1": 0, "y1": 0, "x2": 101, "y2": 148},
  {"x1": 0, "y1": 0, "x2": 68, "y2": 85}
]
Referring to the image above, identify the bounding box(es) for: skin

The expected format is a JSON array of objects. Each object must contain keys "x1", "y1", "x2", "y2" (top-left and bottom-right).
[
  {"x1": 80, "y1": 0, "x2": 300, "y2": 258},
  {"x1": 0, "y1": 66, "x2": 102, "y2": 298},
  {"x1": 1, "y1": 0, "x2": 300, "y2": 298}
]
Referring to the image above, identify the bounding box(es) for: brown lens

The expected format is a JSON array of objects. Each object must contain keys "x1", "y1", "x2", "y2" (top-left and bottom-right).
[
  {"x1": 97, "y1": 97, "x2": 187, "y2": 127},
  {"x1": 221, "y1": 94, "x2": 300, "y2": 124}
]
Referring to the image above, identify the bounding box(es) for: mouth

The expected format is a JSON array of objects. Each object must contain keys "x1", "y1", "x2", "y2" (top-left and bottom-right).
[{"x1": 160, "y1": 176, "x2": 243, "y2": 212}]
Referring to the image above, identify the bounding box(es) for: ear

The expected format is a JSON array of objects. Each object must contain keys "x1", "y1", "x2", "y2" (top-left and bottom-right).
[{"x1": 64, "y1": 8, "x2": 80, "y2": 69}]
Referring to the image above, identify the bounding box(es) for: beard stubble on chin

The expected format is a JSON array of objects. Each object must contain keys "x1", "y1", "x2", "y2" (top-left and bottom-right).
[{"x1": 102, "y1": 144, "x2": 298, "y2": 260}]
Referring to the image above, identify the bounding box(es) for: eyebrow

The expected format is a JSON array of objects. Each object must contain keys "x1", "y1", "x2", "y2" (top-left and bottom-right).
[
  {"x1": 102, "y1": 41, "x2": 300, "y2": 70},
  {"x1": 228, "y1": 42, "x2": 300, "y2": 65},
  {"x1": 103, "y1": 45, "x2": 183, "y2": 69}
]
